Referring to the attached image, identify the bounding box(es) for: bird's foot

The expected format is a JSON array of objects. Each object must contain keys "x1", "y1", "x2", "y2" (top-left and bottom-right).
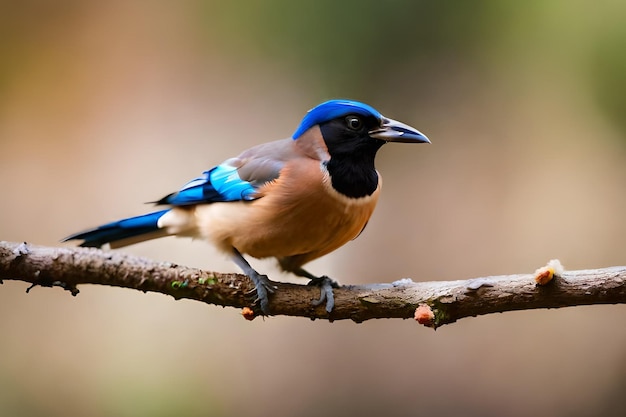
[
  {"x1": 246, "y1": 272, "x2": 277, "y2": 315},
  {"x1": 307, "y1": 276, "x2": 339, "y2": 313}
]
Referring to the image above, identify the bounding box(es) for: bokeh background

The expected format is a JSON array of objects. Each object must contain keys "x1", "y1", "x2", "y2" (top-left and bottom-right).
[{"x1": 2, "y1": 1, "x2": 626, "y2": 416}]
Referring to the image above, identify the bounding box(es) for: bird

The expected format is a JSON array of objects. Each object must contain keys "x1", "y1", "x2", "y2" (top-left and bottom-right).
[{"x1": 63, "y1": 99, "x2": 430, "y2": 314}]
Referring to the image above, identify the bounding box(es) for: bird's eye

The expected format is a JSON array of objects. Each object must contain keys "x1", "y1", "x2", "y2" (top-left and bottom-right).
[{"x1": 345, "y1": 116, "x2": 362, "y2": 131}]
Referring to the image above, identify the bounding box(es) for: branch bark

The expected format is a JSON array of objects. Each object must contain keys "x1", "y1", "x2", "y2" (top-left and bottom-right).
[{"x1": 1, "y1": 241, "x2": 625, "y2": 327}]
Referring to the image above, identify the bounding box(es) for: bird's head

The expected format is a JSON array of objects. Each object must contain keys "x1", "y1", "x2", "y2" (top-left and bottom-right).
[
  {"x1": 292, "y1": 99, "x2": 430, "y2": 198},
  {"x1": 292, "y1": 99, "x2": 430, "y2": 148}
]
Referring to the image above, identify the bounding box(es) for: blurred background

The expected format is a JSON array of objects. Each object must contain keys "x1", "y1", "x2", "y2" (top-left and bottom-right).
[{"x1": 1, "y1": 1, "x2": 626, "y2": 416}]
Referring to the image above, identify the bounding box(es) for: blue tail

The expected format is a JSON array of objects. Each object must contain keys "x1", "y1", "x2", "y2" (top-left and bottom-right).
[{"x1": 63, "y1": 209, "x2": 170, "y2": 248}]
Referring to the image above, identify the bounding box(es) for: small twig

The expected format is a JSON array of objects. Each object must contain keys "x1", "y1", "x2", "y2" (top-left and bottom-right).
[{"x1": 1, "y1": 241, "x2": 625, "y2": 327}]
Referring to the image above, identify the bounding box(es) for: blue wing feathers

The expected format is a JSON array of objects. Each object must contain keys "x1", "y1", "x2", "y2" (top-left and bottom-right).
[
  {"x1": 63, "y1": 209, "x2": 170, "y2": 247},
  {"x1": 156, "y1": 165, "x2": 257, "y2": 206},
  {"x1": 209, "y1": 165, "x2": 257, "y2": 201},
  {"x1": 65, "y1": 164, "x2": 258, "y2": 247}
]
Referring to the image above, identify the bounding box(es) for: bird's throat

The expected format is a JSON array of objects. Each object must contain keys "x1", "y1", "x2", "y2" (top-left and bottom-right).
[{"x1": 325, "y1": 156, "x2": 379, "y2": 199}]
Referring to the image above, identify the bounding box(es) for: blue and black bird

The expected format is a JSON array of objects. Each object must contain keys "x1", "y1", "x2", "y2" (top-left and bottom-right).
[{"x1": 64, "y1": 100, "x2": 430, "y2": 314}]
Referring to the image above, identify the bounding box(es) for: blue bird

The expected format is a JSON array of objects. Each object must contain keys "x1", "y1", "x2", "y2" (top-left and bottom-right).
[{"x1": 64, "y1": 100, "x2": 430, "y2": 314}]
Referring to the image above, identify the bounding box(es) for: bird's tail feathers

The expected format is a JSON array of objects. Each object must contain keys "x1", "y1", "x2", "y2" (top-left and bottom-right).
[{"x1": 63, "y1": 209, "x2": 172, "y2": 248}]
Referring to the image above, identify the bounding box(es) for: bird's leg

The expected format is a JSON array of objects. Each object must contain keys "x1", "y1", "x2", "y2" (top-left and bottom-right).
[
  {"x1": 294, "y1": 268, "x2": 339, "y2": 313},
  {"x1": 231, "y1": 248, "x2": 276, "y2": 315}
]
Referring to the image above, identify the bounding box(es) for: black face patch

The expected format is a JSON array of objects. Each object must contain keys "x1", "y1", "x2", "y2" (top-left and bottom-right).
[
  {"x1": 319, "y1": 114, "x2": 385, "y2": 198},
  {"x1": 320, "y1": 114, "x2": 383, "y2": 156}
]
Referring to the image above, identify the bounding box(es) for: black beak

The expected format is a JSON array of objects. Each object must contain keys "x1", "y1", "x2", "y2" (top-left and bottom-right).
[{"x1": 369, "y1": 117, "x2": 430, "y2": 144}]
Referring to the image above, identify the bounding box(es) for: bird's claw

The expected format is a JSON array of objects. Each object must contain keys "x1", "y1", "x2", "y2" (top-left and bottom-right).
[
  {"x1": 308, "y1": 276, "x2": 338, "y2": 313},
  {"x1": 247, "y1": 273, "x2": 277, "y2": 315}
]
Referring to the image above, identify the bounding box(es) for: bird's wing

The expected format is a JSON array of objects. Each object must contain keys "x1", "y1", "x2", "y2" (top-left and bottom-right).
[{"x1": 155, "y1": 138, "x2": 296, "y2": 206}]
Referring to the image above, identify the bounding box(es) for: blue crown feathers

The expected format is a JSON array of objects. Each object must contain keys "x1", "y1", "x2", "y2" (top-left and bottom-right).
[{"x1": 292, "y1": 100, "x2": 383, "y2": 139}]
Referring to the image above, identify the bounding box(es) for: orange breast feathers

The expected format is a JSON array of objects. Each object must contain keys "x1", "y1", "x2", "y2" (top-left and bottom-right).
[{"x1": 192, "y1": 158, "x2": 381, "y2": 271}]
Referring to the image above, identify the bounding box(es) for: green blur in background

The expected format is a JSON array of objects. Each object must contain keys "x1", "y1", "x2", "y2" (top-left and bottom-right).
[{"x1": 1, "y1": 1, "x2": 626, "y2": 417}]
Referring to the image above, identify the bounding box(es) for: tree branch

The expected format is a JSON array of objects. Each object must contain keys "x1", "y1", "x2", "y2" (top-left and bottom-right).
[{"x1": 1, "y1": 241, "x2": 625, "y2": 327}]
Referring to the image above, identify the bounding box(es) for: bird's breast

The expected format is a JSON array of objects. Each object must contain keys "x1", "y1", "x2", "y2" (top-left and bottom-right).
[{"x1": 193, "y1": 159, "x2": 380, "y2": 262}]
